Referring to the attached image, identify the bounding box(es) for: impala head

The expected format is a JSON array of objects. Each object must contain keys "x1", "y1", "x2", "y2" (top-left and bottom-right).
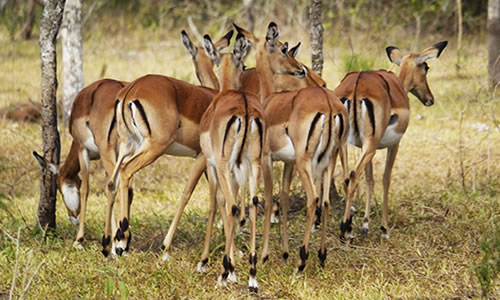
[
  {"x1": 181, "y1": 29, "x2": 234, "y2": 90},
  {"x1": 386, "y1": 41, "x2": 447, "y2": 106},
  {"x1": 233, "y1": 22, "x2": 323, "y2": 97},
  {"x1": 32, "y1": 151, "x2": 82, "y2": 226},
  {"x1": 204, "y1": 32, "x2": 250, "y2": 91}
]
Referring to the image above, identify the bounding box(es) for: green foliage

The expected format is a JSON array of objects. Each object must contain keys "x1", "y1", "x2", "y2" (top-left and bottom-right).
[
  {"x1": 0, "y1": 0, "x2": 24, "y2": 40},
  {"x1": 474, "y1": 226, "x2": 500, "y2": 297},
  {"x1": 341, "y1": 53, "x2": 377, "y2": 74}
]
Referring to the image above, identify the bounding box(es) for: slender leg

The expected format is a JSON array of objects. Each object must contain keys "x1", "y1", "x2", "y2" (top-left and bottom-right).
[
  {"x1": 162, "y1": 155, "x2": 206, "y2": 261},
  {"x1": 319, "y1": 156, "x2": 335, "y2": 267},
  {"x1": 295, "y1": 159, "x2": 320, "y2": 272},
  {"x1": 74, "y1": 148, "x2": 90, "y2": 250},
  {"x1": 247, "y1": 154, "x2": 261, "y2": 293},
  {"x1": 341, "y1": 145, "x2": 377, "y2": 244},
  {"x1": 197, "y1": 165, "x2": 218, "y2": 273},
  {"x1": 361, "y1": 161, "x2": 374, "y2": 237},
  {"x1": 381, "y1": 143, "x2": 399, "y2": 239},
  {"x1": 279, "y1": 163, "x2": 293, "y2": 262},
  {"x1": 260, "y1": 153, "x2": 273, "y2": 264}
]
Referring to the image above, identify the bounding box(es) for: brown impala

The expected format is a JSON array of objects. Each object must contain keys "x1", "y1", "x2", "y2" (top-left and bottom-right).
[{"x1": 334, "y1": 41, "x2": 447, "y2": 242}]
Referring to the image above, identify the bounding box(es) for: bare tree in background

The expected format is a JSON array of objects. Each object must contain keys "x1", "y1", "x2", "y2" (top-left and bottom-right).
[
  {"x1": 243, "y1": 0, "x2": 255, "y2": 33},
  {"x1": 310, "y1": 0, "x2": 323, "y2": 76},
  {"x1": 21, "y1": 0, "x2": 37, "y2": 40},
  {"x1": 489, "y1": 0, "x2": 500, "y2": 88},
  {"x1": 62, "y1": 0, "x2": 83, "y2": 126},
  {"x1": 38, "y1": 0, "x2": 65, "y2": 229}
]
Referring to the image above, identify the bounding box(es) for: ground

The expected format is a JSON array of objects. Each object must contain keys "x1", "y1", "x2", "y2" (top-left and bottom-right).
[{"x1": 0, "y1": 22, "x2": 499, "y2": 299}]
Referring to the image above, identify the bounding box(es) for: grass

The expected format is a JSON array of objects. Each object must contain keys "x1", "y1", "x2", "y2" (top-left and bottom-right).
[{"x1": 0, "y1": 19, "x2": 499, "y2": 299}]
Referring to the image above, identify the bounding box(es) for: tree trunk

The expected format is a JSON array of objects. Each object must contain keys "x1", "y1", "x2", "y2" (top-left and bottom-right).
[
  {"x1": 310, "y1": 0, "x2": 324, "y2": 76},
  {"x1": 38, "y1": 0, "x2": 65, "y2": 230},
  {"x1": 488, "y1": 0, "x2": 500, "y2": 88},
  {"x1": 62, "y1": 0, "x2": 83, "y2": 126},
  {"x1": 21, "y1": 0, "x2": 37, "y2": 40}
]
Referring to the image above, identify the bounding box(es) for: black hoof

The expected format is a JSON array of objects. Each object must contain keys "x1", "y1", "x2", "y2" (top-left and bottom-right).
[
  {"x1": 282, "y1": 252, "x2": 289, "y2": 261},
  {"x1": 116, "y1": 247, "x2": 124, "y2": 256},
  {"x1": 262, "y1": 255, "x2": 269, "y2": 264},
  {"x1": 240, "y1": 218, "x2": 246, "y2": 227},
  {"x1": 101, "y1": 249, "x2": 109, "y2": 257},
  {"x1": 249, "y1": 286, "x2": 258, "y2": 293},
  {"x1": 297, "y1": 264, "x2": 306, "y2": 272},
  {"x1": 318, "y1": 249, "x2": 327, "y2": 267}
]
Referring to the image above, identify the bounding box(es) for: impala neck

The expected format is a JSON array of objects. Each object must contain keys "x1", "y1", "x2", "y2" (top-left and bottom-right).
[
  {"x1": 59, "y1": 141, "x2": 81, "y2": 182},
  {"x1": 397, "y1": 65, "x2": 412, "y2": 94},
  {"x1": 196, "y1": 62, "x2": 220, "y2": 90},
  {"x1": 256, "y1": 45, "x2": 274, "y2": 103}
]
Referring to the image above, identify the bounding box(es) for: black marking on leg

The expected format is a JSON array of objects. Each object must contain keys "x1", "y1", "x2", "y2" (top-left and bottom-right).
[
  {"x1": 250, "y1": 267, "x2": 257, "y2": 276},
  {"x1": 125, "y1": 231, "x2": 131, "y2": 252},
  {"x1": 306, "y1": 112, "x2": 323, "y2": 151},
  {"x1": 315, "y1": 203, "x2": 322, "y2": 227},
  {"x1": 119, "y1": 218, "x2": 129, "y2": 232},
  {"x1": 340, "y1": 217, "x2": 353, "y2": 243},
  {"x1": 299, "y1": 245, "x2": 309, "y2": 262},
  {"x1": 160, "y1": 244, "x2": 165, "y2": 251},
  {"x1": 240, "y1": 218, "x2": 246, "y2": 227},
  {"x1": 223, "y1": 255, "x2": 234, "y2": 272},
  {"x1": 222, "y1": 115, "x2": 238, "y2": 157},
  {"x1": 380, "y1": 226, "x2": 387, "y2": 235},
  {"x1": 222, "y1": 272, "x2": 229, "y2": 280},
  {"x1": 363, "y1": 217, "x2": 369, "y2": 223},
  {"x1": 231, "y1": 205, "x2": 240, "y2": 217},
  {"x1": 201, "y1": 258, "x2": 209, "y2": 266},
  {"x1": 102, "y1": 249, "x2": 109, "y2": 257},
  {"x1": 115, "y1": 229, "x2": 124, "y2": 241},
  {"x1": 349, "y1": 170, "x2": 355, "y2": 179},
  {"x1": 298, "y1": 264, "x2": 306, "y2": 272},
  {"x1": 102, "y1": 235, "x2": 111, "y2": 248},
  {"x1": 249, "y1": 254, "x2": 257, "y2": 265},
  {"x1": 282, "y1": 252, "x2": 289, "y2": 260},
  {"x1": 344, "y1": 178, "x2": 350, "y2": 187},
  {"x1": 318, "y1": 248, "x2": 327, "y2": 267},
  {"x1": 77, "y1": 237, "x2": 84, "y2": 243},
  {"x1": 130, "y1": 100, "x2": 151, "y2": 135},
  {"x1": 262, "y1": 255, "x2": 269, "y2": 264},
  {"x1": 252, "y1": 196, "x2": 258, "y2": 206},
  {"x1": 362, "y1": 98, "x2": 376, "y2": 135},
  {"x1": 128, "y1": 188, "x2": 133, "y2": 200}
]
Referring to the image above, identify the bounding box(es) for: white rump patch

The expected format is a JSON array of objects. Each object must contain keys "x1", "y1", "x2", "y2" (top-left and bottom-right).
[
  {"x1": 61, "y1": 183, "x2": 80, "y2": 212},
  {"x1": 165, "y1": 142, "x2": 197, "y2": 158}
]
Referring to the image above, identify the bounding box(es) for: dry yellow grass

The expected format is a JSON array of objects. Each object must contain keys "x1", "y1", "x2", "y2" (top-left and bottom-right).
[{"x1": 0, "y1": 19, "x2": 499, "y2": 299}]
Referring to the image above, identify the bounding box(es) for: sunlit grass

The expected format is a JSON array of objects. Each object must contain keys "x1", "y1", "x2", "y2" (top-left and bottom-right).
[{"x1": 0, "y1": 20, "x2": 499, "y2": 299}]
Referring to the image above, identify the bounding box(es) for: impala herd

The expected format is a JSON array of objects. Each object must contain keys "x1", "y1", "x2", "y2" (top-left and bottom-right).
[{"x1": 33, "y1": 22, "x2": 447, "y2": 292}]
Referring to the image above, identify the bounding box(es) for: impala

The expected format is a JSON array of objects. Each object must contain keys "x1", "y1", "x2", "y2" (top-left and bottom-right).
[
  {"x1": 234, "y1": 22, "x2": 348, "y2": 274},
  {"x1": 198, "y1": 32, "x2": 264, "y2": 291},
  {"x1": 33, "y1": 79, "x2": 126, "y2": 250},
  {"x1": 103, "y1": 30, "x2": 241, "y2": 257},
  {"x1": 334, "y1": 41, "x2": 447, "y2": 242}
]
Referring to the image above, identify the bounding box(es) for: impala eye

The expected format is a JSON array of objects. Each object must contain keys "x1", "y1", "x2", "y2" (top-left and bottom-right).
[{"x1": 296, "y1": 68, "x2": 305, "y2": 78}]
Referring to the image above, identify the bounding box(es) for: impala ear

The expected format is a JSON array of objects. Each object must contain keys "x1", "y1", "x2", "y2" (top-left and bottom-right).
[
  {"x1": 181, "y1": 30, "x2": 197, "y2": 58},
  {"x1": 233, "y1": 33, "x2": 250, "y2": 66},
  {"x1": 288, "y1": 42, "x2": 301, "y2": 58},
  {"x1": 33, "y1": 151, "x2": 59, "y2": 174},
  {"x1": 386, "y1": 46, "x2": 402, "y2": 66},
  {"x1": 203, "y1": 34, "x2": 220, "y2": 66},
  {"x1": 233, "y1": 22, "x2": 258, "y2": 45},
  {"x1": 214, "y1": 30, "x2": 234, "y2": 52},
  {"x1": 265, "y1": 21, "x2": 280, "y2": 50},
  {"x1": 415, "y1": 41, "x2": 448, "y2": 65}
]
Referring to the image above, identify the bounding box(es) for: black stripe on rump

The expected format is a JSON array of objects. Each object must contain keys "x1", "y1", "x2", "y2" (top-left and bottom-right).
[
  {"x1": 130, "y1": 99, "x2": 152, "y2": 135},
  {"x1": 222, "y1": 115, "x2": 239, "y2": 157},
  {"x1": 306, "y1": 112, "x2": 323, "y2": 152},
  {"x1": 352, "y1": 72, "x2": 363, "y2": 135},
  {"x1": 254, "y1": 117, "x2": 263, "y2": 157},
  {"x1": 108, "y1": 99, "x2": 119, "y2": 143},
  {"x1": 362, "y1": 98, "x2": 376, "y2": 136},
  {"x1": 337, "y1": 114, "x2": 344, "y2": 140},
  {"x1": 236, "y1": 94, "x2": 249, "y2": 166}
]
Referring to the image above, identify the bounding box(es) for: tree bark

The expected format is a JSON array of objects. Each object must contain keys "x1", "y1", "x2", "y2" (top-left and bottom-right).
[
  {"x1": 310, "y1": 0, "x2": 324, "y2": 76},
  {"x1": 21, "y1": 0, "x2": 37, "y2": 40},
  {"x1": 62, "y1": 0, "x2": 83, "y2": 126},
  {"x1": 38, "y1": 0, "x2": 65, "y2": 230},
  {"x1": 488, "y1": 0, "x2": 500, "y2": 88}
]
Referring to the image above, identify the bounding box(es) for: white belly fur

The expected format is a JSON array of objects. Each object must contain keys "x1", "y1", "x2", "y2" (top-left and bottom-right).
[
  {"x1": 165, "y1": 142, "x2": 197, "y2": 158},
  {"x1": 271, "y1": 135, "x2": 295, "y2": 163},
  {"x1": 378, "y1": 126, "x2": 404, "y2": 148}
]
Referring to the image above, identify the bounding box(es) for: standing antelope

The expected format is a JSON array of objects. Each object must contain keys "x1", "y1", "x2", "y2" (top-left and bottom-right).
[
  {"x1": 33, "y1": 79, "x2": 126, "y2": 250},
  {"x1": 234, "y1": 22, "x2": 348, "y2": 274},
  {"x1": 334, "y1": 41, "x2": 447, "y2": 242},
  {"x1": 197, "y1": 32, "x2": 264, "y2": 291},
  {"x1": 103, "y1": 31, "x2": 238, "y2": 257}
]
